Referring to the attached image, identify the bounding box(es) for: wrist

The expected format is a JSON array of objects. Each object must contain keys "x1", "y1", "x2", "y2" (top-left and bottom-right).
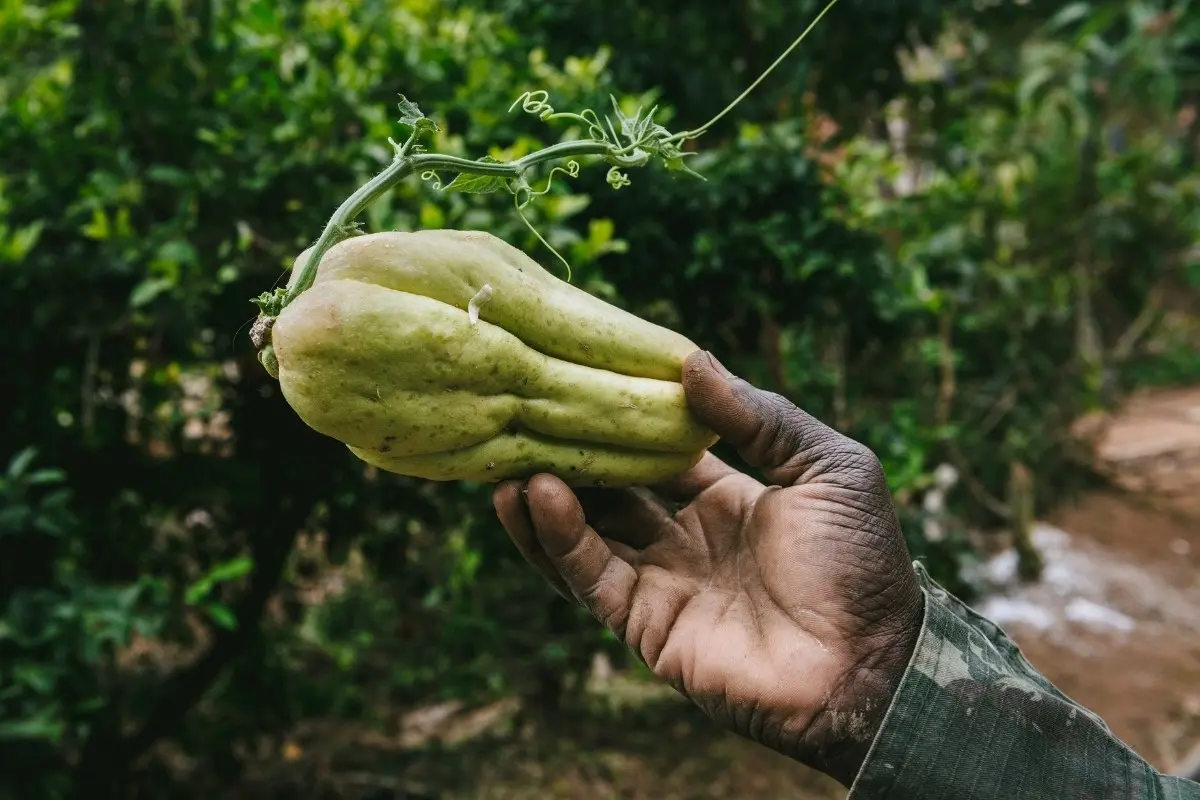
[{"x1": 798, "y1": 589, "x2": 925, "y2": 787}]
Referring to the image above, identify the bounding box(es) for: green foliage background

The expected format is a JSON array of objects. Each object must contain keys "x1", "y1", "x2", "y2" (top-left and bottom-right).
[{"x1": 1, "y1": 0, "x2": 1197, "y2": 796}]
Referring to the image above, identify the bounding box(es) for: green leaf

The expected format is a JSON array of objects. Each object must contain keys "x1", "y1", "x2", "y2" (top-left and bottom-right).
[
  {"x1": 1017, "y1": 64, "x2": 1057, "y2": 112},
  {"x1": 25, "y1": 468, "x2": 66, "y2": 486},
  {"x1": 184, "y1": 582, "x2": 209, "y2": 605},
  {"x1": 7, "y1": 448, "x2": 37, "y2": 479},
  {"x1": 396, "y1": 95, "x2": 438, "y2": 136},
  {"x1": 1, "y1": 220, "x2": 45, "y2": 262},
  {"x1": 80, "y1": 208, "x2": 110, "y2": 241},
  {"x1": 75, "y1": 697, "x2": 107, "y2": 714},
  {"x1": 396, "y1": 95, "x2": 425, "y2": 127},
  {"x1": 206, "y1": 603, "x2": 238, "y2": 630},
  {"x1": 129, "y1": 277, "x2": 173, "y2": 308},
  {"x1": 32, "y1": 515, "x2": 67, "y2": 536},
  {"x1": 145, "y1": 165, "x2": 192, "y2": 186},
  {"x1": 156, "y1": 239, "x2": 198, "y2": 265},
  {"x1": 1044, "y1": 2, "x2": 1092, "y2": 33},
  {"x1": 206, "y1": 555, "x2": 254, "y2": 584},
  {"x1": 443, "y1": 156, "x2": 509, "y2": 194},
  {"x1": 660, "y1": 144, "x2": 705, "y2": 179},
  {"x1": 609, "y1": 95, "x2": 641, "y2": 140},
  {"x1": 0, "y1": 715, "x2": 64, "y2": 743},
  {"x1": 184, "y1": 556, "x2": 253, "y2": 604}
]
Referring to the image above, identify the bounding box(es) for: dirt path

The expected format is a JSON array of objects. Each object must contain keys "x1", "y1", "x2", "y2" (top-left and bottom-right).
[{"x1": 976, "y1": 385, "x2": 1200, "y2": 776}]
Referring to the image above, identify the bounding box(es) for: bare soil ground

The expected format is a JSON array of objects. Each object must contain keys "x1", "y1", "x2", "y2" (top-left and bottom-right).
[
  {"x1": 982, "y1": 385, "x2": 1200, "y2": 776},
  {"x1": 225, "y1": 385, "x2": 1200, "y2": 799}
]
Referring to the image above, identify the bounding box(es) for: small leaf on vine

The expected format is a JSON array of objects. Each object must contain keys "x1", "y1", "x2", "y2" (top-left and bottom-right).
[
  {"x1": 443, "y1": 156, "x2": 509, "y2": 194},
  {"x1": 336, "y1": 221, "x2": 367, "y2": 238},
  {"x1": 661, "y1": 146, "x2": 705, "y2": 179},
  {"x1": 635, "y1": 107, "x2": 664, "y2": 141},
  {"x1": 609, "y1": 96, "x2": 638, "y2": 139},
  {"x1": 396, "y1": 95, "x2": 439, "y2": 136},
  {"x1": 251, "y1": 288, "x2": 287, "y2": 316}
]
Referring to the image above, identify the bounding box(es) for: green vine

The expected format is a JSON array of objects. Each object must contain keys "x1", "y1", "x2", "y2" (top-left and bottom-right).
[{"x1": 250, "y1": 0, "x2": 843, "y2": 361}]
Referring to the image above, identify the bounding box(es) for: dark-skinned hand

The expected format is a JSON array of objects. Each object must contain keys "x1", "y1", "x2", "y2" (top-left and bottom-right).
[{"x1": 492, "y1": 351, "x2": 925, "y2": 787}]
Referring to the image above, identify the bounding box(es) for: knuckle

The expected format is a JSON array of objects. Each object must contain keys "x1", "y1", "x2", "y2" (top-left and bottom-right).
[
  {"x1": 575, "y1": 578, "x2": 607, "y2": 609},
  {"x1": 602, "y1": 609, "x2": 629, "y2": 641},
  {"x1": 826, "y1": 439, "x2": 886, "y2": 485},
  {"x1": 752, "y1": 392, "x2": 809, "y2": 450},
  {"x1": 573, "y1": 564, "x2": 630, "y2": 638},
  {"x1": 739, "y1": 382, "x2": 890, "y2": 493}
]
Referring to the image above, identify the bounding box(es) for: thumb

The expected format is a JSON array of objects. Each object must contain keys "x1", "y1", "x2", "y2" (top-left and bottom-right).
[{"x1": 681, "y1": 350, "x2": 871, "y2": 487}]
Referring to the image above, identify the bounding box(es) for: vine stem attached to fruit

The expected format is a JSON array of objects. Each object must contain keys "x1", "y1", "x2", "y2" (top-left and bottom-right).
[
  {"x1": 249, "y1": 0, "x2": 842, "y2": 366},
  {"x1": 259, "y1": 137, "x2": 639, "y2": 317}
]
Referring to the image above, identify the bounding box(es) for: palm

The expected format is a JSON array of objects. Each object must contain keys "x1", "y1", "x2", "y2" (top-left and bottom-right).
[
  {"x1": 492, "y1": 352, "x2": 923, "y2": 785},
  {"x1": 583, "y1": 456, "x2": 914, "y2": 752}
]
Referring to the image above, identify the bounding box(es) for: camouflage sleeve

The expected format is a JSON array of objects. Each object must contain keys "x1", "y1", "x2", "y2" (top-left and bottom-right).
[{"x1": 848, "y1": 561, "x2": 1200, "y2": 800}]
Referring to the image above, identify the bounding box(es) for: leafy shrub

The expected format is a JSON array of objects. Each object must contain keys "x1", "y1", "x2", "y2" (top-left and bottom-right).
[{"x1": 1, "y1": 0, "x2": 1195, "y2": 795}]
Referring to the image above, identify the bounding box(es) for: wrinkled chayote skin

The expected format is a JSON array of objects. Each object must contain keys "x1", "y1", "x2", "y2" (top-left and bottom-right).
[{"x1": 270, "y1": 229, "x2": 718, "y2": 485}]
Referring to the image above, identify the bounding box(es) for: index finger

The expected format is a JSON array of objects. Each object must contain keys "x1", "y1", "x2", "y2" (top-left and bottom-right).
[
  {"x1": 525, "y1": 474, "x2": 638, "y2": 637},
  {"x1": 493, "y1": 480, "x2": 574, "y2": 601}
]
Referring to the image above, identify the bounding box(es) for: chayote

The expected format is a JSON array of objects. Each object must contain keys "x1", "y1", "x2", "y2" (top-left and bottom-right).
[{"x1": 269, "y1": 229, "x2": 718, "y2": 486}]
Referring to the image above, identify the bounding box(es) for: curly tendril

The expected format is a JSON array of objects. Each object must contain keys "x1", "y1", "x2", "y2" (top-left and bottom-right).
[
  {"x1": 510, "y1": 90, "x2": 609, "y2": 143},
  {"x1": 513, "y1": 194, "x2": 572, "y2": 282},
  {"x1": 525, "y1": 160, "x2": 581, "y2": 204},
  {"x1": 421, "y1": 170, "x2": 442, "y2": 190},
  {"x1": 509, "y1": 158, "x2": 584, "y2": 278},
  {"x1": 606, "y1": 167, "x2": 632, "y2": 189},
  {"x1": 577, "y1": 108, "x2": 608, "y2": 143},
  {"x1": 510, "y1": 90, "x2": 555, "y2": 121}
]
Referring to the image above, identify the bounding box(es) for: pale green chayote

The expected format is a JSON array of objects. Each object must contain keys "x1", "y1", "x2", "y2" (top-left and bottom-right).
[{"x1": 271, "y1": 229, "x2": 717, "y2": 485}]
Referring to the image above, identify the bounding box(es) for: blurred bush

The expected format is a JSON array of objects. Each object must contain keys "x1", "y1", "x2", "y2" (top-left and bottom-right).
[{"x1": 0, "y1": 0, "x2": 1196, "y2": 796}]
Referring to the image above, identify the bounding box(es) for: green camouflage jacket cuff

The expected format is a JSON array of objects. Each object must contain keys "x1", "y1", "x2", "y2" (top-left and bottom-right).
[{"x1": 847, "y1": 561, "x2": 1200, "y2": 800}]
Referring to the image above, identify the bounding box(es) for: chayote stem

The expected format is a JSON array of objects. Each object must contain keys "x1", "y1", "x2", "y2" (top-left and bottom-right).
[
  {"x1": 276, "y1": 138, "x2": 637, "y2": 313},
  {"x1": 277, "y1": 156, "x2": 414, "y2": 311}
]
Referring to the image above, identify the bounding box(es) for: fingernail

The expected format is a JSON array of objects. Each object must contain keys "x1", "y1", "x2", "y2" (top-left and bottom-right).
[{"x1": 705, "y1": 351, "x2": 733, "y2": 378}]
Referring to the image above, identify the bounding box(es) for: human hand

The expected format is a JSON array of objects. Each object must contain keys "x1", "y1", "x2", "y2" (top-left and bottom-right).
[{"x1": 492, "y1": 351, "x2": 924, "y2": 787}]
